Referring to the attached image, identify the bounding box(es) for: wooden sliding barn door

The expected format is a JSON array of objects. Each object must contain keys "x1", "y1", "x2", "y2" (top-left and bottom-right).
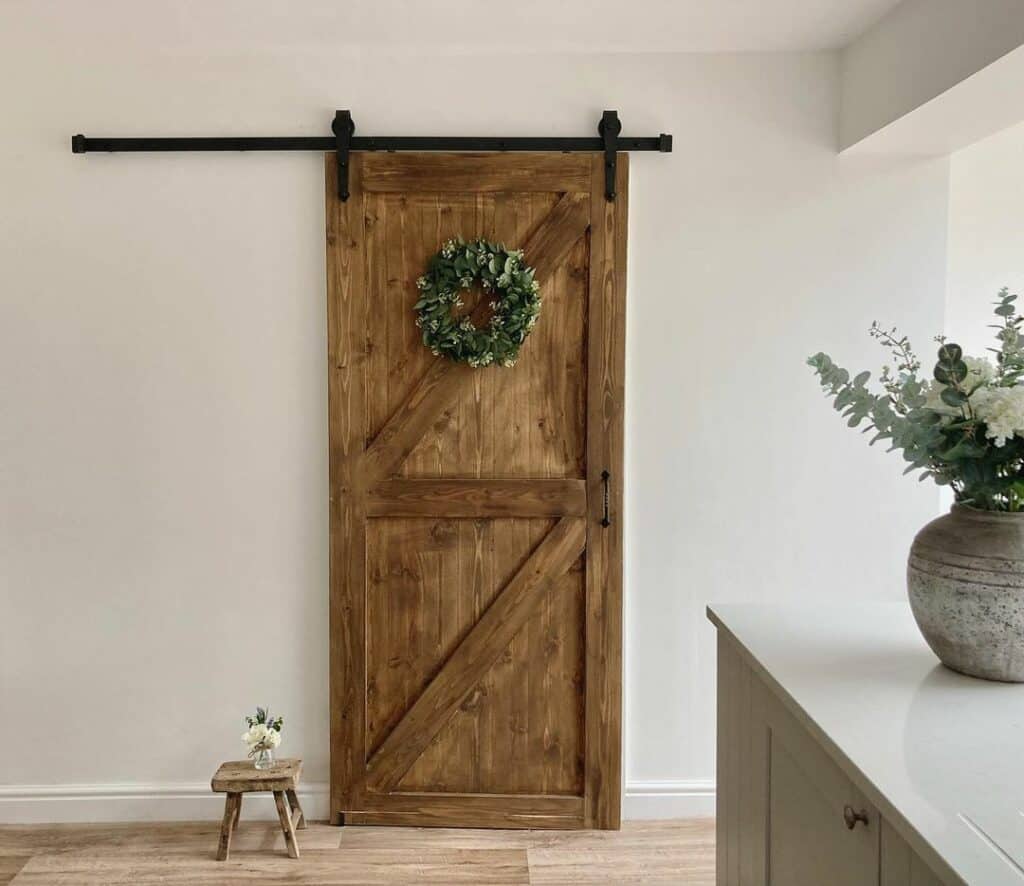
[{"x1": 326, "y1": 152, "x2": 626, "y2": 830}]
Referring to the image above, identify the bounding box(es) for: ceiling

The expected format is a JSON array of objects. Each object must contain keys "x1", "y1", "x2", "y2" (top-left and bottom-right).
[{"x1": 22, "y1": 0, "x2": 904, "y2": 54}]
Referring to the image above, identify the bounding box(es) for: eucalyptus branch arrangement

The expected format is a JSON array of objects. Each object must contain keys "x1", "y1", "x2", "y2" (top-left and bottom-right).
[
  {"x1": 809, "y1": 289, "x2": 1024, "y2": 511},
  {"x1": 242, "y1": 706, "x2": 283, "y2": 758}
]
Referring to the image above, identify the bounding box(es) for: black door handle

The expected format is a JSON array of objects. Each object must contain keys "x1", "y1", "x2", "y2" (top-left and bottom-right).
[{"x1": 601, "y1": 470, "x2": 611, "y2": 527}]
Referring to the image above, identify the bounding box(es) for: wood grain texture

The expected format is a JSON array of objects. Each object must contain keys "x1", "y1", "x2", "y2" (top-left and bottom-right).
[
  {"x1": 0, "y1": 856, "x2": 29, "y2": 886},
  {"x1": 361, "y1": 359, "x2": 477, "y2": 484},
  {"x1": 583, "y1": 154, "x2": 627, "y2": 829},
  {"x1": 358, "y1": 792, "x2": 583, "y2": 818},
  {"x1": 328, "y1": 152, "x2": 626, "y2": 828},
  {"x1": 327, "y1": 153, "x2": 369, "y2": 818},
  {"x1": 286, "y1": 789, "x2": 306, "y2": 830},
  {"x1": 521, "y1": 192, "x2": 590, "y2": 285},
  {"x1": 363, "y1": 517, "x2": 584, "y2": 798},
  {"x1": 2, "y1": 820, "x2": 713, "y2": 885},
  {"x1": 365, "y1": 517, "x2": 586, "y2": 791},
  {"x1": 359, "y1": 188, "x2": 588, "y2": 486},
  {"x1": 214, "y1": 795, "x2": 239, "y2": 862},
  {"x1": 272, "y1": 792, "x2": 300, "y2": 859},
  {"x1": 360, "y1": 153, "x2": 592, "y2": 194},
  {"x1": 365, "y1": 479, "x2": 586, "y2": 517},
  {"x1": 347, "y1": 792, "x2": 583, "y2": 830},
  {"x1": 211, "y1": 760, "x2": 301, "y2": 794},
  {"x1": 13, "y1": 850, "x2": 529, "y2": 885},
  {"x1": 394, "y1": 190, "x2": 587, "y2": 482}
]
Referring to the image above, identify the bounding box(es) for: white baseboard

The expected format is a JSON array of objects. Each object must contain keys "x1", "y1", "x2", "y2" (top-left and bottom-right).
[
  {"x1": 0, "y1": 782, "x2": 331, "y2": 824},
  {"x1": 623, "y1": 779, "x2": 716, "y2": 819},
  {"x1": 0, "y1": 779, "x2": 714, "y2": 824}
]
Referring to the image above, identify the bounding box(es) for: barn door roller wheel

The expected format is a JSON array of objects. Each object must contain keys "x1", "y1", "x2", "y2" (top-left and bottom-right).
[
  {"x1": 333, "y1": 110, "x2": 356, "y2": 201},
  {"x1": 598, "y1": 110, "x2": 622, "y2": 202}
]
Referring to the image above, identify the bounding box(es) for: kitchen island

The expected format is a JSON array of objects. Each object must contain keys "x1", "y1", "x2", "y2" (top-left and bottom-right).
[{"x1": 709, "y1": 603, "x2": 1024, "y2": 885}]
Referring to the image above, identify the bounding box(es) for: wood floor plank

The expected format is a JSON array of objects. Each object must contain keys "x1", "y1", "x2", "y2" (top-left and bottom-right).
[
  {"x1": 527, "y1": 847, "x2": 715, "y2": 885},
  {"x1": 12, "y1": 849, "x2": 530, "y2": 885},
  {"x1": 0, "y1": 823, "x2": 342, "y2": 857},
  {"x1": 0, "y1": 856, "x2": 29, "y2": 886},
  {"x1": 1, "y1": 818, "x2": 714, "y2": 885},
  {"x1": 337, "y1": 819, "x2": 714, "y2": 851}
]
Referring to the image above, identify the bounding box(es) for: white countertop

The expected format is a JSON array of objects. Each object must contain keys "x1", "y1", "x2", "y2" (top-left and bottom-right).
[{"x1": 708, "y1": 603, "x2": 1024, "y2": 886}]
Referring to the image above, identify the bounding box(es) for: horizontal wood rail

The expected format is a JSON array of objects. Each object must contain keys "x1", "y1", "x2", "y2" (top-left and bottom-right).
[
  {"x1": 366, "y1": 479, "x2": 587, "y2": 518},
  {"x1": 349, "y1": 792, "x2": 584, "y2": 829}
]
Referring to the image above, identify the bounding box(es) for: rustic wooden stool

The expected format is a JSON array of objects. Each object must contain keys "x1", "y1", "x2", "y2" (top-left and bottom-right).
[{"x1": 211, "y1": 758, "x2": 305, "y2": 860}]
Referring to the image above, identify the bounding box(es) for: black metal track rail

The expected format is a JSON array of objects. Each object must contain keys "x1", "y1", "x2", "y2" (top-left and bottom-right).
[
  {"x1": 71, "y1": 135, "x2": 669, "y2": 153},
  {"x1": 70, "y1": 110, "x2": 673, "y2": 201}
]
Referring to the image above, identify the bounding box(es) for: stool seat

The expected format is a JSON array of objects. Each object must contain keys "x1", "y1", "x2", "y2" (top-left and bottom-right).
[
  {"x1": 210, "y1": 758, "x2": 305, "y2": 861},
  {"x1": 211, "y1": 758, "x2": 302, "y2": 793}
]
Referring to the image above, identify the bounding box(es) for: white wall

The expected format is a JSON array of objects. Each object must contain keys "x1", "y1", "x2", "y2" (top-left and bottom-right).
[
  {"x1": 946, "y1": 121, "x2": 1024, "y2": 357},
  {"x1": 1, "y1": 4, "x2": 949, "y2": 821},
  {"x1": 840, "y1": 0, "x2": 1024, "y2": 150}
]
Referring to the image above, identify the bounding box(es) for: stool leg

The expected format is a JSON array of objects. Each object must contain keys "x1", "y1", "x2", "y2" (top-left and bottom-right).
[
  {"x1": 216, "y1": 793, "x2": 239, "y2": 861},
  {"x1": 232, "y1": 794, "x2": 242, "y2": 829},
  {"x1": 273, "y1": 790, "x2": 300, "y2": 859},
  {"x1": 286, "y1": 788, "x2": 306, "y2": 829}
]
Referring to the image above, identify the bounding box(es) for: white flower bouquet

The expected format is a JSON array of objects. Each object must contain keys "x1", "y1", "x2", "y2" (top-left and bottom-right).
[
  {"x1": 809, "y1": 289, "x2": 1024, "y2": 511},
  {"x1": 242, "y1": 706, "x2": 283, "y2": 769}
]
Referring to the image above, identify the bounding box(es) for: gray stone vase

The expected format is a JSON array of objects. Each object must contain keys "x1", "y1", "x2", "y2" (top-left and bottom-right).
[{"x1": 908, "y1": 504, "x2": 1024, "y2": 682}]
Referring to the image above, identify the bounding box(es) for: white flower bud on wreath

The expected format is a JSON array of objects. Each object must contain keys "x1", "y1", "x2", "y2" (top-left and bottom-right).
[{"x1": 413, "y1": 237, "x2": 541, "y2": 368}]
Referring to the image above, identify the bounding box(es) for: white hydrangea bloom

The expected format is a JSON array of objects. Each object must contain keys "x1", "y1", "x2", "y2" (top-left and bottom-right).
[
  {"x1": 963, "y1": 356, "x2": 996, "y2": 386},
  {"x1": 242, "y1": 723, "x2": 272, "y2": 747},
  {"x1": 973, "y1": 385, "x2": 1024, "y2": 446}
]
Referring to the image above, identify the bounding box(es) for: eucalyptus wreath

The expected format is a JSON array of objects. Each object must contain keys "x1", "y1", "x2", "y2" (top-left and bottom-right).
[{"x1": 414, "y1": 238, "x2": 541, "y2": 368}]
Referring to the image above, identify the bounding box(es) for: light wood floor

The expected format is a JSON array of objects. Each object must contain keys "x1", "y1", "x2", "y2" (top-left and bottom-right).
[{"x1": 0, "y1": 818, "x2": 715, "y2": 885}]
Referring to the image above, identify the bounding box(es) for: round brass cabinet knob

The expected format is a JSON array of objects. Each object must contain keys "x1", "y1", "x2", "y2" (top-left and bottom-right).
[{"x1": 843, "y1": 805, "x2": 869, "y2": 830}]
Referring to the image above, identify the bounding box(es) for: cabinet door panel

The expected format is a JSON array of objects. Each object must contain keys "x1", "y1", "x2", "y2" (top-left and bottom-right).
[
  {"x1": 765, "y1": 691, "x2": 879, "y2": 886},
  {"x1": 769, "y1": 736, "x2": 877, "y2": 885},
  {"x1": 881, "y1": 819, "x2": 947, "y2": 886}
]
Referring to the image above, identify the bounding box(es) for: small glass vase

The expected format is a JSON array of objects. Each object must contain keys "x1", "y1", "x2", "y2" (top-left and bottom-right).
[{"x1": 253, "y1": 747, "x2": 275, "y2": 770}]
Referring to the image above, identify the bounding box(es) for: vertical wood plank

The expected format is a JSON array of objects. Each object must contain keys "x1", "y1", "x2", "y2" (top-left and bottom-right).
[
  {"x1": 584, "y1": 153, "x2": 627, "y2": 829},
  {"x1": 327, "y1": 152, "x2": 368, "y2": 819}
]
